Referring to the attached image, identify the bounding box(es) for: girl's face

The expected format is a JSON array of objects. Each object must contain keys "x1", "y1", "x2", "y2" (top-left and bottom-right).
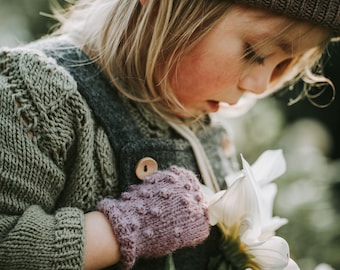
[{"x1": 169, "y1": 5, "x2": 327, "y2": 118}]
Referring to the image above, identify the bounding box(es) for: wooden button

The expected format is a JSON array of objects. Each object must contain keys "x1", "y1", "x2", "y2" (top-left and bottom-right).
[{"x1": 135, "y1": 157, "x2": 158, "y2": 180}]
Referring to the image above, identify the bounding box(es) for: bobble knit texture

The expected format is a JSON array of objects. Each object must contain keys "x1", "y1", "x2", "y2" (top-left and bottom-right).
[
  {"x1": 236, "y1": 0, "x2": 340, "y2": 36},
  {"x1": 97, "y1": 166, "x2": 210, "y2": 270}
]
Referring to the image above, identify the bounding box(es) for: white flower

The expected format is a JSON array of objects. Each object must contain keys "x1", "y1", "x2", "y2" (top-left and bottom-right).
[
  {"x1": 202, "y1": 149, "x2": 299, "y2": 269},
  {"x1": 250, "y1": 150, "x2": 288, "y2": 240},
  {"x1": 314, "y1": 263, "x2": 335, "y2": 270},
  {"x1": 247, "y1": 236, "x2": 290, "y2": 270},
  {"x1": 284, "y1": 259, "x2": 300, "y2": 270}
]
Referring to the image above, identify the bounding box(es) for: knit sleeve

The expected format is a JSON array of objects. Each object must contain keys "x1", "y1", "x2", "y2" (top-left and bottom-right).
[{"x1": 0, "y1": 48, "x2": 86, "y2": 269}]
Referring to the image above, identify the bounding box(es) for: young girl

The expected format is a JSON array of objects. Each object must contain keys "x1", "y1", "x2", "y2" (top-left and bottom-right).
[{"x1": 0, "y1": 0, "x2": 338, "y2": 269}]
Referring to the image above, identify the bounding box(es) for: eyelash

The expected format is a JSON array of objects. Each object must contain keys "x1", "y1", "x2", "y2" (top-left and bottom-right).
[{"x1": 244, "y1": 43, "x2": 265, "y2": 65}]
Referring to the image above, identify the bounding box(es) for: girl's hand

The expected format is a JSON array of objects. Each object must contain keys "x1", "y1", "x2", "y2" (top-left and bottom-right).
[{"x1": 97, "y1": 166, "x2": 210, "y2": 269}]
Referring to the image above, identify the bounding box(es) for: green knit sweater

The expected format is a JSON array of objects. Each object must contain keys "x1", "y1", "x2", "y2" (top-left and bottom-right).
[{"x1": 0, "y1": 37, "x2": 237, "y2": 269}]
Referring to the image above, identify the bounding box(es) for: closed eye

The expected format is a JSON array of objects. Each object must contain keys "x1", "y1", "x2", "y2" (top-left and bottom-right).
[{"x1": 243, "y1": 43, "x2": 265, "y2": 65}]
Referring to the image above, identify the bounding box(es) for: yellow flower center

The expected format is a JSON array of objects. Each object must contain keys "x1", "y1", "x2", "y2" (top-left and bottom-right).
[{"x1": 217, "y1": 223, "x2": 260, "y2": 270}]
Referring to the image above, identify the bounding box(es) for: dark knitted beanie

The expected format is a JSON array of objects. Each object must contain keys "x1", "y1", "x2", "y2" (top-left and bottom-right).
[{"x1": 235, "y1": 0, "x2": 340, "y2": 36}]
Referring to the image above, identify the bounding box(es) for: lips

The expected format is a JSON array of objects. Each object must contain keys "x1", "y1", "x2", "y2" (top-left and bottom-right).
[{"x1": 207, "y1": 100, "x2": 220, "y2": 112}]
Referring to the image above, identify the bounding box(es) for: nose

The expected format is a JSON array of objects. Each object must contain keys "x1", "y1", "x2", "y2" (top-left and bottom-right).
[{"x1": 238, "y1": 65, "x2": 272, "y2": 95}]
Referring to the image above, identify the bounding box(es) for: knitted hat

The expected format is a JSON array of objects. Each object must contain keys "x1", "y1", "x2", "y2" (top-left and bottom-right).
[{"x1": 235, "y1": 0, "x2": 340, "y2": 36}]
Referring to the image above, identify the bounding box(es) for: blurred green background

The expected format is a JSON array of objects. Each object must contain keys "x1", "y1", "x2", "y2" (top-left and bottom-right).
[{"x1": 1, "y1": 1, "x2": 339, "y2": 269}]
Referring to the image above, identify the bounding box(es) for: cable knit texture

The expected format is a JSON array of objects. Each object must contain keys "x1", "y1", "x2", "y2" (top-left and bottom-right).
[
  {"x1": 236, "y1": 0, "x2": 340, "y2": 36},
  {"x1": 0, "y1": 40, "x2": 121, "y2": 269},
  {"x1": 97, "y1": 166, "x2": 210, "y2": 270}
]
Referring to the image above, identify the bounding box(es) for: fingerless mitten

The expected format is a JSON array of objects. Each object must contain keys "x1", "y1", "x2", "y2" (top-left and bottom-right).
[{"x1": 97, "y1": 166, "x2": 210, "y2": 269}]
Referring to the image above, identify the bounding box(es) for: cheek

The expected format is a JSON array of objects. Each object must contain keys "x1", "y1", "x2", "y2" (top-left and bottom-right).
[{"x1": 171, "y1": 52, "x2": 241, "y2": 99}]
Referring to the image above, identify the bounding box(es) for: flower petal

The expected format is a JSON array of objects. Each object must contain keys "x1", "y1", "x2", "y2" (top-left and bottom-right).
[
  {"x1": 206, "y1": 190, "x2": 227, "y2": 225},
  {"x1": 260, "y1": 216, "x2": 288, "y2": 240},
  {"x1": 251, "y1": 149, "x2": 287, "y2": 186},
  {"x1": 239, "y1": 154, "x2": 262, "y2": 242},
  {"x1": 199, "y1": 183, "x2": 215, "y2": 201},
  {"x1": 258, "y1": 183, "x2": 288, "y2": 238},
  {"x1": 248, "y1": 236, "x2": 290, "y2": 270},
  {"x1": 284, "y1": 258, "x2": 300, "y2": 270},
  {"x1": 225, "y1": 170, "x2": 245, "y2": 187},
  {"x1": 259, "y1": 183, "x2": 278, "y2": 223},
  {"x1": 208, "y1": 170, "x2": 261, "y2": 240},
  {"x1": 208, "y1": 154, "x2": 263, "y2": 242}
]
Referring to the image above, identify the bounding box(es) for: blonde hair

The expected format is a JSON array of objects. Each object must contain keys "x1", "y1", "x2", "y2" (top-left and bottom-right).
[{"x1": 52, "y1": 0, "x2": 332, "y2": 121}]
